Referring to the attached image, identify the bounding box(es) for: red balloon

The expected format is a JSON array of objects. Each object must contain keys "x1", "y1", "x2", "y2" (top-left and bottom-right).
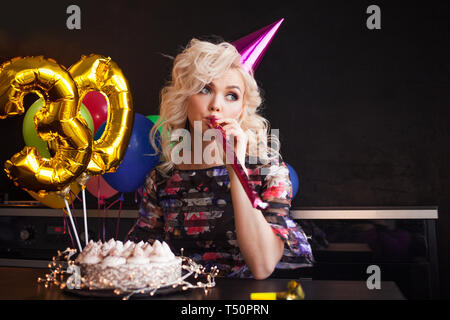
[
  {"x1": 86, "y1": 175, "x2": 119, "y2": 199},
  {"x1": 82, "y1": 91, "x2": 108, "y2": 134}
]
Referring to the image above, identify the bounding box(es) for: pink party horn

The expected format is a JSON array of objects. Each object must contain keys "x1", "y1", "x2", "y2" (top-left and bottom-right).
[{"x1": 207, "y1": 116, "x2": 268, "y2": 210}]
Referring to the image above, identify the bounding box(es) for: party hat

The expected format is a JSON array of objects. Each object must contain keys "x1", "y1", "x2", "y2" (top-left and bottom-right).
[{"x1": 232, "y1": 18, "x2": 284, "y2": 72}]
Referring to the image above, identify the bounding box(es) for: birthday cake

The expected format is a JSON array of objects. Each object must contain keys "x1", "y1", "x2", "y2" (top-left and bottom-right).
[{"x1": 75, "y1": 239, "x2": 182, "y2": 290}]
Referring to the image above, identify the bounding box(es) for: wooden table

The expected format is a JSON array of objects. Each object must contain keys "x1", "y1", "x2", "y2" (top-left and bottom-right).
[{"x1": 0, "y1": 267, "x2": 405, "y2": 300}]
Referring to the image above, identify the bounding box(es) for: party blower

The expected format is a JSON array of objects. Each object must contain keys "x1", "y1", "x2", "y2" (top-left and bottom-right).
[{"x1": 206, "y1": 116, "x2": 268, "y2": 210}]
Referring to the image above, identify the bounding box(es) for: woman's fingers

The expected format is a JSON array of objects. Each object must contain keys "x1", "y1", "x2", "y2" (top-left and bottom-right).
[
  {"x1": 215, "y1": 118, "x2": 237, "y2": 126},
  {"x1": 212, "y1": 118, "x2": 247, "y2": 164}
]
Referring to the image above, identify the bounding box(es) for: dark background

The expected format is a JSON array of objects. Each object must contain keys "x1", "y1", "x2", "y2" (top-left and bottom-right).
[{"x1": 0, "y1": 0, "x2": 449, "y2": 297}]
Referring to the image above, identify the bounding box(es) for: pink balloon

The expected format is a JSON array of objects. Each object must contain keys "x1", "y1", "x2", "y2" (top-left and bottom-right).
[
  {"x1": 82, "y1": 91, "x2": 108, "y2": 134},
  {"x1": 86, "y1": 175, "x2": 119, "y2": 199}
]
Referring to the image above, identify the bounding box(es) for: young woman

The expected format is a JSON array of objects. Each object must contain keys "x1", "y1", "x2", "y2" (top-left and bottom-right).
[{"x1": 127, "y1": 39, "x2": 313, "y2": 279}]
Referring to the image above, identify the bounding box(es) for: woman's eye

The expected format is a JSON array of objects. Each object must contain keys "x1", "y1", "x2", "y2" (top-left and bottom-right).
[
  {"x1": 226, "y1": 93, "x2": 238, "y2": 101},
  {"x1": 200, "y1": 86, "x2": 211, "y2": 94}
]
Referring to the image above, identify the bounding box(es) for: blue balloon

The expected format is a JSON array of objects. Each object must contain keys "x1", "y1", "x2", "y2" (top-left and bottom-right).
[
  {"x1": 103, "y1": 113, "x2": 161, "y2": 193},
  {"x1": 286, "y1": 163, "x2": 299, "y2": 198},
  {"x1": 94, "y1": 122, "x2": 105, "y2": 140}
]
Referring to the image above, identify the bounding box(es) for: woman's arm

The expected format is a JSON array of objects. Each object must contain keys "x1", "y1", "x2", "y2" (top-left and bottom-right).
[
  {"x1": 227, "y1": 164, "x2": 284, "y2": 279},
  {"x1": 212, "y1": 117, "x2": 284, "y2": 279}
]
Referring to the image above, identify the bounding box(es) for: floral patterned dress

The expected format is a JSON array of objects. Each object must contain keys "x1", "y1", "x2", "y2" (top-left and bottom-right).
[{"x1": 127, "y1": 156, "x2": 314, "y2": 277}]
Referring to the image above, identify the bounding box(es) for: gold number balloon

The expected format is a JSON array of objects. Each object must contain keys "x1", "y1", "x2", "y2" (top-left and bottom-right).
[
  {"x1": 0, "y1": 56, "x2": 93, "y2": 194},
  {"x1": 67, "y1": 54, "x2": 134, "y2": 175}
]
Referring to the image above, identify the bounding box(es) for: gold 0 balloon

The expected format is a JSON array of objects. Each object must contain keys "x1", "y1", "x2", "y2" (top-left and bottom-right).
[
  {"x1": 67, "y1": 54, "x2": 134, "y2": 175},
  {"x1": 0, "y1": 56, "x2": 93, "y2": 195}
]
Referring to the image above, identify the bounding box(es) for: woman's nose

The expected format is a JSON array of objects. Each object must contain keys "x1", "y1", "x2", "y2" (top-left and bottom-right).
[
  {"x1": 208, "y1": 94, "x2": 223, "y2": 112},
  {"x1": 209, "y1": 105, "x2": 219, "y2": 112},
  {"x1": 208, "y1": 101, "x2": 221, "y2": 112}
]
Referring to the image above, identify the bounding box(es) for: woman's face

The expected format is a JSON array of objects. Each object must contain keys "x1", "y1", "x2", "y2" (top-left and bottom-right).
[{"x1": 186, "y1": 68, "x2": 245, "y2": 132}]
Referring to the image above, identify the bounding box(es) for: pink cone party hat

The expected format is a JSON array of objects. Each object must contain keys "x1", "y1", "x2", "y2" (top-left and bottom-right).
[{"x1": 232, "y1": 18, "x2": 284, "y2": 72}]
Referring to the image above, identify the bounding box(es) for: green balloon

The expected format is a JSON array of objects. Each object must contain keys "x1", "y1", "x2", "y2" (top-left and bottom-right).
[
  {"x1": 146, "y1": 115, "x2": 172, "y2": 159},
  {"x1": 23, "y1": 98, "x2": 94, "y2": 158},
  {"x1": 146, "y1": 115, "x2": 160, "y2": 124},
  {"x1": 146, "y1": 115, "x2": 164, "y2": 136}
]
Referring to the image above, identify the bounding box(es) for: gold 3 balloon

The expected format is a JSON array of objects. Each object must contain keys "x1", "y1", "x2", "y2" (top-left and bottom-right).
[{"x1": 0, "y1": 54, "x2": 134, "y2": 198}]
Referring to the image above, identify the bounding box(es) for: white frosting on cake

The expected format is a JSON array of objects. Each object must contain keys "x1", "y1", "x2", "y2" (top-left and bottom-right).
[
  {"x1": 81, "y1": 246, "x2": 103, "y2": 264},
  {"x1": 75, "y1": 239, "x2": 182, "y2": 290},
  {"x1": 126, "y1": 245, "x2": 149, "y2": 265},
  {"x1": 147, "y1": 240, "x2": 175, "y2": 262},
  {"x1": 101, "y1": 256, "x2": 126, "y2": 267},
  {"x1": 163, "y1": 241, "x2": 176, "y2": 259},
  {"x1": 76, "y1": 239, "x2": 177, "y2": 265},
  {"x1": 142, "y1": 242, "x2": 153, "y2": 256}
]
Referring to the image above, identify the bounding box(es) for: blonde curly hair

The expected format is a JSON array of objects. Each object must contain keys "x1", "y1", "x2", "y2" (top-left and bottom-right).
[{"x1": 149, "y1": 38, "x2": 281, "y2": 175}]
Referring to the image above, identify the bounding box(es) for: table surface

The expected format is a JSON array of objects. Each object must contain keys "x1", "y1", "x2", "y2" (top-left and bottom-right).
[{"x1": 0, "y1": 267, "x2": 405, "y2": 300}]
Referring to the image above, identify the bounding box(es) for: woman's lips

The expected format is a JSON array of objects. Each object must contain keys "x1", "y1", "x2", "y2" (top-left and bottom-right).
[{"x1": 205, "y1": 116, "x2": 219, "y2": 127}]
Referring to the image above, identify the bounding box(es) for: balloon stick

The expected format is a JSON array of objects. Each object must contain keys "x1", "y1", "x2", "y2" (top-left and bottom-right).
[
  {"x1": 82, "y1": 188, "x2": 89, "y2": 245},
  {"x1": 64, "y1": 198, "x2": 83, "y2": 252}
]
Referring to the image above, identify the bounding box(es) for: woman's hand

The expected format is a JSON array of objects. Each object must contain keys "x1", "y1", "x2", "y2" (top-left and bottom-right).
[{"x1": 212, "y1": 118, "x2": 247, "y2": 167}]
